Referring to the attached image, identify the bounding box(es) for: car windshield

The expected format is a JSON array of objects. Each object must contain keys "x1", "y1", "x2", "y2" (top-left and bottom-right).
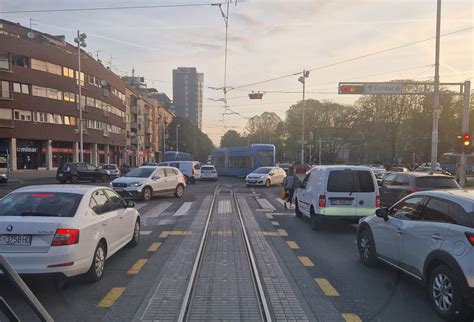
[
  {"x1": 126, "y1": 168, "x2": 155, "y2": 178},
  {"x1": 416, "y1": 177, "x2": 460, "y2": 189},
  {"x1": 102, "y1": 165, "x2": 116, "y2": 170},
  {"x1": 254, "y1": 168, "x2": 271, "y2": 174},
  {"x1": 0, "y1": 192, "x2": 82, "y2": 217},
  {"x1": 202, "y1": 166, "x2": 215, "y2": 171}
]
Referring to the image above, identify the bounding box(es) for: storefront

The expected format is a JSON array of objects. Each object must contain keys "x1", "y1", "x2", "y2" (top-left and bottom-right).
[
  {"x1": 16, "y1": 139, "x2": 43, "y2": 169},
  {"x1": 41, "y1": 142, "x2": 74, "y2": 167}
]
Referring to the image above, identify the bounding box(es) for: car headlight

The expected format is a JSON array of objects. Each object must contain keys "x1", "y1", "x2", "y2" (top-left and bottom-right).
[
  {"x1": 259, "y1": 175, "x2": 266, "y2": 179},
  {"x1": 128, "y1": 182, "x2": 143, "y2": 187},
  {"x1": 0, "y1": 174, "x2": 6, "y2": 177}
]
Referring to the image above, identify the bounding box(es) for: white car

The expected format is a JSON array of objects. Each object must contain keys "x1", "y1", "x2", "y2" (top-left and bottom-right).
[
  {"x1": 200, "y1": 164, "x2": 218, "y2": 181},
  {"x1": 159, "y1": 161, "x2": 201, "y2": 184},
  {"x1": 0, "y1": 185, "x2": 140, "y2": 281},
  {"x1": 246, "y1": 167, "x2": 286, "y2": 187},
  {"x1": 111, "y1": 166, "x2": 186, "y2": 201}
]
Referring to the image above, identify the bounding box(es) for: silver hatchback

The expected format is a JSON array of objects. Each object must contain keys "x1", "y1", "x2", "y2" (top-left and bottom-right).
[{"x1": 357, "y1": 190, "x2": 474, "y2": 321}]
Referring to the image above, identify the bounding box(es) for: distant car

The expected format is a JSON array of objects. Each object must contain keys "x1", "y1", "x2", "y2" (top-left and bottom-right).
[
  {"x1": 278, "y1": 163, "x2": 293, "y2": 174},
  {"x1": 368, "y1": 164, "x2": 387, "y2": 183},
  {"x1": 101, "y1": 164, "x2": 121, "y2": 179},
  {"x1": 246, "y1": 167, "x2": 286, "y2": 187},
  {"x1": 388, "y1": 166, "x2": 409, "y2": 173},
  {"x1": 56, "y1": 163, "x2": 110, "y2": 184},
  {"x1": 295, "y1": 166, "x2": 379, "y2": 229},
  {"x1": 0, "y1": 172, "x2": 8, "y2": 183},
  {"x1": 380, "y1": 172, "x2": 460, "y2": 207},
  {"x1": 111, "y1": 166, "x2": 186, "y2": 201},
  {"x1": 357, "y1": 190, "x2": 474, "y2": 320},
  {"x1": 200, "y1": 164, "x2": 218, "y2": 181},
  {"x1": 294, "y1": 164, "x2": 311, "y2": 174},
  {"x1": 415, "y1": 162, "x2": 450, "y2": 175},
  {"x1": 0, "y1": 185, "x2": 140, "y2": 281},
  {"x1": 159, "y1": 161, "x2": 201, "y2": 184},
  {"x1": 142, "y1": 162, "x2": 159, "y2": 166}
]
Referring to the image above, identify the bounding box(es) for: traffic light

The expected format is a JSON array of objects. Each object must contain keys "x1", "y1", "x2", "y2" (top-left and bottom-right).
[
  {"x1": 463, "y1": 133, "x2": 471, "y2": 149},
  {"x1": 338, "y1": 84, "x2": 364, "y2": 94},
  {"x1": 455, "y1": 133, "x2": 472, "y2": 153}
]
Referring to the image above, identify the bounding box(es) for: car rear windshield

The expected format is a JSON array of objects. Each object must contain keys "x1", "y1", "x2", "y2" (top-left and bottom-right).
[
  {"x1": 415, "y1": 177, "x2": 459, "y2": 189},
  {"x1": 126, "y1": 168, "x2": 155, "y2": 178},
  {"x1": 327, "y1": 170, "x2": 375, "y2": 193},
  {"x1": 0, "y1": 192, "x2": 82, "y2": 217},
  {"x1": 202, "y1": 166, "x2": 215, "y2": 171},
  {"x1": 102, "y1": 165, "x2": 116, "y2": 170}
]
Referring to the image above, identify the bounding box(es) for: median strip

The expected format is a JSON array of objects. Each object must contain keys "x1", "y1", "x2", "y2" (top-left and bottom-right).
[
  {"x1": 128, "y1": 259, "x2": 148, "y2": 275},
  {"x1": 298, "y1": 256, "x2": 314, "y2": 267},
  {"x1": 315, "y1": 278, "x2": 339, "y2": 296},
  {"x1": 147, "y1": 242, "x2": 161, "y2": 252},
  {"x1": 341, "y1": 313, "x2": 362, "y2": 322},
  {"x1": 97, "y1": 287, "x2": 126, "y2": 308},
  {"x1": 159, "y1": 230, "x2": 192, "y2": 238}
]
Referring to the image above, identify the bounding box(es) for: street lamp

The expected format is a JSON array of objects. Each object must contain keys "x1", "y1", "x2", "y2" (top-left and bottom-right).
[
  {"x1": 176, "y1": 124, "x2": 180, "y2": 152},
  {"x1": 298, "y1": 70, "x2": 310, "y2": 164},
  {"x1": 74, "y1": 31, "x2": 87, "y2": 163}
]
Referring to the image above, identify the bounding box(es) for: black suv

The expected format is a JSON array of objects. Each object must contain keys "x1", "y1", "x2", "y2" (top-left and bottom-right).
[
  {"x1": 379, "y1": 172, "x2": 461, "y2": 207},
  {"x1": 57, "y1": 163, "x2": 110, "y2": 184}
]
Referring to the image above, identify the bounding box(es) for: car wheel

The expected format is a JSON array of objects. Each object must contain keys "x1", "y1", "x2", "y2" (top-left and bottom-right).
[
  {"x1": 174, "y1": 184, "x2": 184, "y2": 198},
  {"x1": 129, "y1": 220, "x2": 140, "y2": 247},
  {"x1": 86, "y1": 241, "x2": 106, "y2": 282},
  {"x1": 265, "y1": 179, "x2": 271, "y2": 187},
  {"x1": 429, "y1": 265, "x2": 466, "y2": 321},
  {"x1": 310, "y1": 207, "x2": 320, "y2": 231},
  {"x1": 357, "y1": 229, "x2": 377, "y2": 267},
  {"x1": 142, "y1": 187, "x2": 152, "y2": 201},
  {"x1": 295, "y1": 199, "x2": 303, "y2": 218},
  {"x1": 71, "y1": 175, "x2": 79, "y2": 184}
]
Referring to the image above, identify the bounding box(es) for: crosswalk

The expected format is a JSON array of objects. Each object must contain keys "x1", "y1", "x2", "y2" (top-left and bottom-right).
[{"x1": 173, "y1": 202, "x2": 193, "y2": 217}]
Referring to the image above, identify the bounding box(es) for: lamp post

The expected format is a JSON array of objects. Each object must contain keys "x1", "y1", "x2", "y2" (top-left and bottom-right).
[
  {"x1": 176, "y1": 124, "x2": 180, "y2": 152},
  {"x1": 298, "y1": 70, "x2": 310, "y2": 164},
  {"x1": 74, "y1": 31, "x2": 87, "y2": 163}
]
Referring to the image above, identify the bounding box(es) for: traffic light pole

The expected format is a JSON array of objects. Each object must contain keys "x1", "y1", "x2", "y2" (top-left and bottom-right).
[{"x1": 460, "y1": 80, "x2": 471, "y2": 187}]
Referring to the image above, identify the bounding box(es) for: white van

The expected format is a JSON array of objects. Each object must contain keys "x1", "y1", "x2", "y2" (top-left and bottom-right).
[
  {"x1": 294, "y1": 165, "x2": 380, "y2": 230},
  {"x1": 159, "y1": 161, "x2": 201, "y2": 184}
]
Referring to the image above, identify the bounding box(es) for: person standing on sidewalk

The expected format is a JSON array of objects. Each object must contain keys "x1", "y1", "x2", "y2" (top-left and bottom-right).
[{"x1": 283, "y1": 167, "x2": 299, "y2": 209}]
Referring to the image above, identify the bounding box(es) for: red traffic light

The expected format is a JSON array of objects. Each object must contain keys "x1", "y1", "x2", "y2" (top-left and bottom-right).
[
  {"x1": 464, "y1": 133, "x2": 471, "y2": 146},
  {"x1": 338, "y1": 84, "x2": 364, "y2": 94}
]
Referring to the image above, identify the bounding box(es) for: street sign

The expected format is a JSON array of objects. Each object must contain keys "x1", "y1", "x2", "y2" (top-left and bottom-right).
[{"x1": 338, "y1": 82, "x2": 403, "y2": 95}]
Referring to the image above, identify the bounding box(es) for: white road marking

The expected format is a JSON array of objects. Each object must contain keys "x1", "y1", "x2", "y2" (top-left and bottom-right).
[
  {"x1": 218, "y1": 200, "x2": 232, "y2": 214},
  {"x1": 140, "y1": 230, "x2": 152, "y2": 235},
  {"x1": 173, "y1": 202, "x2": 193, "y2": 217},
  {"x1": 275, "y1": 198, "x2": 285, "y2": 206},
  {"x1": 141, "y1": 202, "x2": 172, "y2": 218},
  {"x1": 257, "y1": 198, "x2": 276, "y2": 211}
]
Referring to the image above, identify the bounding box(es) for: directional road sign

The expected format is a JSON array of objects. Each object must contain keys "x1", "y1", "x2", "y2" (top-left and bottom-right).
[{"x1": 339, "y1": 82, "x2": 403, "y2": 95}]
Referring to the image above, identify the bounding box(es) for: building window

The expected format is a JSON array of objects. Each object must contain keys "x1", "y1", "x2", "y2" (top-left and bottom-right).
[
  {"x1": 0, "y1": 51, "x2": 10, "y2": 70},
  {"x1": 0, "y1": 81, "x2": 10, "y2": 99},
  {"x1": 0, "y1": 108, "x2": 12, "y2": 120},
  {"x1": 63, "y1": 66, "x2": 75, "y2": 78},
  {"x1": 75, "y1": 71, "x2": 85, "y2": 86},
  {"x1": 46, "y1": 88, "x2": 62, "y2": 100},
  {"x1": 86, "y1": 96, "x2": 95, "y2": 107},
  {"x1": 53, "y1": 114, "x2": 63, "y2": 125},
  {"x1": 31, "y1": 59, "x2": 61, "y2": 75},
  {"x1": 14, "y1": 110, "x2": 31, "y2": 121},
  {"x1": 33, "y1": 112, "x2": 48, "y2": 123},
  {"x1": 13, "y1": 82, "x2": 29, "y2": 94},
  {"x1": 11, "y1": 54, "x2": 29, "y2": 68},
  {"x1": 63, "y1": 92, "x2": 76, "y2": 102}
]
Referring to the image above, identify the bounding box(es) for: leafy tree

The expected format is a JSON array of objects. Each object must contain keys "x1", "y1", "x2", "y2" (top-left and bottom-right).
[{"x1": 220, "y1": 130, "x2": 243, "y2": 147}]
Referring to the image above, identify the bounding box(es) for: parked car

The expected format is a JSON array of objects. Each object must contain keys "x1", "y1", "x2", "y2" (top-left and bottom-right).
[
  {"x1": 56, "y1": 163, "x2": 110, "y2": 184},
  {"x1": 415, "y1": 162, "x2": 451, "y2": 175},
  {"x1": 0, "y1": 185, "x2": 140, "y2": 281},
  {"x1": 159, "y1": 161, "x2": 201, "y2": 184},
  {"x1": 295, "y1": 166, "x2": 380, "y2": 230},
  {"x1": 357, "y1": 190, "x2": 474, "y2": 320},
  {"x1": 278, "y1": 163, "x2": 293, "y2": 174},
  {"x1": 0, "y1": 171, "x2": 8, "y2": 183},
  {"x1": 101, "y1": 164, "x2": 121, "y2": 179},
  {"x1": 245, "y1": 167, "x2": 286, "y2": 187},
  {"x1": 200, "y1": 164, "x2": 218, "y2": 181},
  {"x1": 111, "y1": 166, "x2": 186, "y2": 201},
  {"x1": 388, "y1": 166, "x2": 410, "y2": 173},
  {"x1": 368, "y1": 164, "x2": 387, "y2": 183},
  {"x1": 379, "y1": 172, "x2": 460, "y2": 207},
  {"x1": 294, "y1": 163, "x2": 311, "y2": 174}
]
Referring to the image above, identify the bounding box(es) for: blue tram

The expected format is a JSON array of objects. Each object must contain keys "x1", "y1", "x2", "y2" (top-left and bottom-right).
[
  {"x1": 210, "y1": 144, "x2": 276, "y2": 177},
  {"x1": 163, "y1": 151, "x2": 192, "y2": 162}
]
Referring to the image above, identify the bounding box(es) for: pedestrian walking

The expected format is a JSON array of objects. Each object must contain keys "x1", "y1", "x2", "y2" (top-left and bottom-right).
[
  {"x1": 283, "y1": 166, "x2": 299, "y2": 209},
  {"x1": 455, "y1": 162, "x2": 461, "y2": 183}
]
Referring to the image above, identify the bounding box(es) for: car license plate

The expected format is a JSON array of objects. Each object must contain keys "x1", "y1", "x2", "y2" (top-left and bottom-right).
[
  {"x1": 58, "y1": 173, "x2": 63, "y2": 177},
  {"x1": 0, "y1": 234, "x2": 32, "y2": 246},
  {"x1": 248, "y1": 180, "x2": 256, "y2": 184},
  {"x1": 331, "y1": 199, "x2": 352, "y2": 206},
  {"x1": 114, "y1": 187, "x2": 124, "y2": 192}
]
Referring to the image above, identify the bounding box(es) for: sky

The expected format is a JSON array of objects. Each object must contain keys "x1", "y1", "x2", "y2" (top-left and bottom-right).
[{"x1": 0, "y1": 0, "x2": 472, "y2": 145}]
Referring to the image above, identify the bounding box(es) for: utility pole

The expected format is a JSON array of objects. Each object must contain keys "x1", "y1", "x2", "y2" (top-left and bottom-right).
[
  {"x1": 460, "y1": 80, "x2": 471, "y2": 187},
  {"x1": 430, "y1": 0, "x2": 442, "y2": 174},
  {"x1": 298, "y1": 70, "x2": 310, "y2": 164},
  {"x1": 319, "y1": 137, "x2": 322, "y2": 165},
  {"x1": 176, "y1": 124, "x2": 180, "y2": 152},
  {"x1": 74, "y1": 31, "x2": 87, "y2": 163}
]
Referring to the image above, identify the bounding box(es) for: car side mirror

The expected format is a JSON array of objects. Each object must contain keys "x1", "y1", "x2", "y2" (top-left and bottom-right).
[
  {"x1": 376, "y1": 207, "x2": 389, "y2": 221},
  {"x1": 269, "y1": 173, "x2": 275, "y2": 176},
  {"x1": 126, "y1": 200, "x2": 136, "y2": 208}
]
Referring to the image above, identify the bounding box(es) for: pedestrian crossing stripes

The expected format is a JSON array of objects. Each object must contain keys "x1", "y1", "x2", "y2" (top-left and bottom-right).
[
  {"x1": 275, "y1": 198, "x2": 285, "y2": 206},
  {"x1": 173, "y1": 202, "x2": 193, "y2": 217},
  {"x1": 257, "y1": 198, "x2": 276, "y2": 211},
  {"x1": 141, "y1": 202, "x2": 172, "y2": 218},
  {"x1": 218, "y1": 200, "x2": 232, "y2": 214}
]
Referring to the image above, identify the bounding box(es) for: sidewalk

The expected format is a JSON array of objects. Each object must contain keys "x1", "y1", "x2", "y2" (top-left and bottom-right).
[{"x1": 1, "y1": 170, "x2": 57, "y2": 183}]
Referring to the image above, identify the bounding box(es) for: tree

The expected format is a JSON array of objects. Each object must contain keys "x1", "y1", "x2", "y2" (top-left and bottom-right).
[
  {"x1": 220, "y1": 130, "x2": 243, "y2": 147},
  {"x1": 167, "y1": 117, "x2": 214, "y2": 162}
]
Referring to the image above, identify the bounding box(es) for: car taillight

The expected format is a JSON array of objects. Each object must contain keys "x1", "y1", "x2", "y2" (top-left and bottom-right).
[
  {"x1": 376, "y1": 195, "x2": 381, "y2": 208},
  {"x1": 192, "y1": 169, "x2": 195, "y2": 175},
  {"x1": 466, "y1": 232, "x2": 474, "y2": 246},
  {"x1": 410, "y1": 188, "x2": 420, "y2": 193},
  {"x1": 319, "y1": 195, "x2": 326, "y2": 208},
  {"x1": 51, "y1": 229, "x2": 79, "y2": 246}
]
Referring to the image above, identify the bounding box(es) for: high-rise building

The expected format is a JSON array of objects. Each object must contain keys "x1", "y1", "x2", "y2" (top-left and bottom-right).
[{"x1": 172, "y1": 67, "x2": 203, "y2": 128}]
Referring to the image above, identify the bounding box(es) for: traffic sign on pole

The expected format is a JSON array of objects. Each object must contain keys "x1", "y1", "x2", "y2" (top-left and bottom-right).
[{"x1": 338, "y1": 82, "x2": 402, "y2": 95}]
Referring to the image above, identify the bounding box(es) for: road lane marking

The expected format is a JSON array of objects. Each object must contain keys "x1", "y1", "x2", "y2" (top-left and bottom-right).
[
  {"x1": 256, "y1": 231, "x2": 280, "y2": 236},
  {"x1": 147, "y1": 242, "x2": 161, "y2": 252},
  {"x1": 298, "y1": 256, "x2": 314, "y2": 267},
  {"x1": 128, "y1": 259, "x2": 148, "y2": 275},
  {"x1": 141, "y1": 202, "x2": 172, "y2": 218},
  {"x1": 277, "y1": 229, "x2": 288, "y2": 236},
  {"x1": 211, "y1": 230, "x2": 233, "y2": 236},
  {"x1": 271, "y1": 221, "x2": 280, "y2": 226},
  {"x1": 218, "y1": 200, "x2": 232, "y2": 214},
  {"x1": 265, "y1": 213, "x2": 274, "y2": 219},
  {"x1": 275, "y1": 198, "x2": 285, "y2": 206},
  {"x1": 315, "y1": 278, "x2": 340, "y2": 296},
  {"x1": 341, "y1": 313, "x2": 362, "y2": 322},
  {"x1": 140, "y1": 231, "x2": 152, "y2": 235},
  {"x1": 257, "y1": 198, "x2": 276, "y2": 211},
  {"x1": 286, "y1": 241, "x2": 299, "y2": 249},
  {"x1": 97, "y1": 287, "x2": 126, "y2": 308},
  {"x1": 159, "y1": 230, "x2": 191, "y2": 238},
  {"x1": 173, "y1": 202, "x2": 193, "y2": 217}
]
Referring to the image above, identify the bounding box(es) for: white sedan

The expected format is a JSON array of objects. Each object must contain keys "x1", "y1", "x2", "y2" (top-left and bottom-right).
[{"x1": 0, "y1": 185, "x2": 140, "y2": 281}]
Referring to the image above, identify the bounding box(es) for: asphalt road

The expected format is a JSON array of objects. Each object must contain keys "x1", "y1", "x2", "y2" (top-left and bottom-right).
[{"x1": 0, "y1": 176, "x2": 473, "y2": 321}]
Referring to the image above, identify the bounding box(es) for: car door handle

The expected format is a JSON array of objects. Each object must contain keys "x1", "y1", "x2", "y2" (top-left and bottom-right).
[
  {"x1": 396, "y1": 229, "x2": 404, "y2": 236},
  {"x1": 432, "y1": 234, "x2": 443, "y2": 240}
]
